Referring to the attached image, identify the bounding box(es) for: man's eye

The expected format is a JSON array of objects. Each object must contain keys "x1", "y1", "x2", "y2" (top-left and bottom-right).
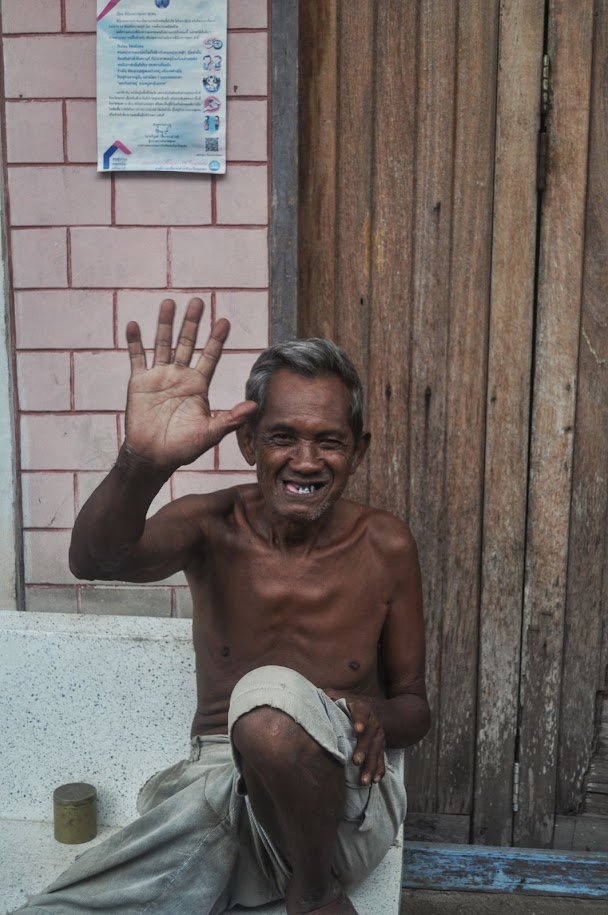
[
  {"x1": 271, "y1": 434, "x2": 294, "y2": 445},
  {"x1": 320, "y1": 439, "x2": 343, "y2": 450}
]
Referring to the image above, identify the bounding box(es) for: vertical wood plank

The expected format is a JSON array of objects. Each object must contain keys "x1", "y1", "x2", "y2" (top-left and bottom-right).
[
  {"x1": 557, "y1": 0, "x2": 608, "y2": 818},
  {"x1": 334, "y1": 0, "x2": 375, "y2": 505},
  {"x1": 474, "y1": 0, "x2": 545, "y2": 846},
  {"x1": 404, "y1": 0, "x2": 457, "y2": 814},
  {"x1": 270, "y1": 0, "x2": 299, "y2": 343},
  {"x1": 515, "y1": 0, "x2": 594, "y2": 848},
  {"x1": 298, "y1": 0, "x2": 338, "y2": 340},
  {"x1": 436, "y1": 0, "x2": 499, "y2": 818},
  {"x1": 367, "y1": 0, "x2": 418, "y2": 524}
]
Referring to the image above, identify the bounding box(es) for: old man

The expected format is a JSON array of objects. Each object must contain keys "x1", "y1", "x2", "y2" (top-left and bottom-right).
[{"x1": 17, "y1": 299, "x2": 430, "y2": 915}]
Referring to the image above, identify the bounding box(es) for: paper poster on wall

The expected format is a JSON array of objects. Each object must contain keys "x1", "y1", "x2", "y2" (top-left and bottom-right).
[{"x1": 97, "y1": 0, "x2": 227, "y2": 173}]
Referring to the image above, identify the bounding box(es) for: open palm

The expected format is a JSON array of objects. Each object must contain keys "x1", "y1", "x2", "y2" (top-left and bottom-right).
[{"x1": 125, "y1": 298, "x2": 257, "y2": 471}]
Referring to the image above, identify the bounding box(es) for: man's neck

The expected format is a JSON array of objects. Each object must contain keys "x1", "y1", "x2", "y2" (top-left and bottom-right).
[{"x1": 259, "y1": 505, "x2": 338, "y2": 554}]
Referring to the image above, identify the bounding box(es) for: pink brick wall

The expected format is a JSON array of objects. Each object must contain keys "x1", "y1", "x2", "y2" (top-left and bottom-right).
[{"x1": 2, "y1": 0, "x2": 269, "y2": 616}]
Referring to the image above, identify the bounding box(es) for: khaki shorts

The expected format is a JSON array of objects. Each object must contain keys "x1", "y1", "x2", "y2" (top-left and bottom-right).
[{"x1": 16, "y1": 666, "x2": 406, "y2": 915}]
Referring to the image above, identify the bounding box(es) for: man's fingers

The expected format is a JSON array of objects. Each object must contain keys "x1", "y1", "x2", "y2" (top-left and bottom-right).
[
  {"x1": 351, "y1": 700, "x2": 371, "y2": 738},
  {"x1": 174, "y1": 298, "x2": 204, "y2": 366},
  {"x1": 208, "y1": 401, "x2": 258, "y2": 445},
  {"x1": 126, "y1": 321, "x2": 147, "y2": 373},
  {"x1": 347, "y1": 698, "x2": 386, "y2": 785},
  {"x1": 361, "y1": 734, "x2": 386, "y2": 786},
  {"x1": 153, "y1": 299, "x2": 176, "y2": 366},
  {"x1": 193, "y1": 317, "x2": 231, "y2": 385},
  {"x1": 354, "y1": 725, "x2": 385, "y2": 785},
  {"x1": 373, "y1": 751, "x2": 386, "y2": 783},
  {"x1": 351, "y1": 702, "x2": 372, "y2": 766}
]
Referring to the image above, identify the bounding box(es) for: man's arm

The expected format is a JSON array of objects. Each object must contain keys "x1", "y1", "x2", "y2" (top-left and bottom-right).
[
  {"x1": 69, "y1": 452, "x2": 203, "y2": 581},
  {"x1": 69, "y1": 298, "x2": 257, "y2": 582},
  {"x1": 325, "y1": 519, "x2": 430, "y2": 785},
  {"x1": 376, "y1": 523, "x2": 430, "y2": 747}
]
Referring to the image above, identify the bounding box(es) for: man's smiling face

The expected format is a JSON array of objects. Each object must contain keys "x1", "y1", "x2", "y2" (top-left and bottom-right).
[{"x1": 243, "y1": 370, "x2": 368, "y2": 524}]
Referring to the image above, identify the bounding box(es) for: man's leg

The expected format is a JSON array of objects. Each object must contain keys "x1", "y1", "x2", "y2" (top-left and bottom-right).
[
  {"x1": 232, "y1": 706, "x2": 358, "y2": 915},
  {"x1": 11, "y1": 742, "x2": 242, "y2": 915}
]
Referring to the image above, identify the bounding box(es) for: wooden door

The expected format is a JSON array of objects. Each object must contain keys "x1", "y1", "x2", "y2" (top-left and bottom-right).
[{"x1": 298, "y1": 0, "x2": 607, "y2": 848}]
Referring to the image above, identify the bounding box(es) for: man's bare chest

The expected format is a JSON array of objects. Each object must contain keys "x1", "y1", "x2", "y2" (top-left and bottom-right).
[{"x1": 189, "y1": 536, "x2": 389, "y2": 658}]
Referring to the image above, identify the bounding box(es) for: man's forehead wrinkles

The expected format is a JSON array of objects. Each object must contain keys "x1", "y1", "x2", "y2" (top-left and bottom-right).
[
  {"x1": 258, "y1": 371, "x2": 354, "y2": 441},
  {"x1": 265, "y1": 421, "x2": 348, "y2": 438}
]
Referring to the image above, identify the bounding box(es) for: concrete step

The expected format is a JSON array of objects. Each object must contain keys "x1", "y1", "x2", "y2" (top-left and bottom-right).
[{"x1": 0, "y1": 612, "x2": 404, "y2": 914}]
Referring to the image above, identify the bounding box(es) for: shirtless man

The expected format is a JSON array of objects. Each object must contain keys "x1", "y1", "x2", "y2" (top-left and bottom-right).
[{"x1": 18, "y1": 299, "x2": 429, "y2": 915}]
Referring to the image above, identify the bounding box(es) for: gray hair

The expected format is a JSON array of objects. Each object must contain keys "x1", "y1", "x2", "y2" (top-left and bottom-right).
[{"x1": 245, "y1": 338, "x2": 365, "y2": 439}]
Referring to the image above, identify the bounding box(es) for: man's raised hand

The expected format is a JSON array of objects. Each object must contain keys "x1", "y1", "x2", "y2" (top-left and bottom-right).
[{"x1": 124, "y1": 298, "x2": 257, "y2": 472}]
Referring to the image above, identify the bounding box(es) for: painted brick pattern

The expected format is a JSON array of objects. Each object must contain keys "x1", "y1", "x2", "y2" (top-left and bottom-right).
[{"x1": 2, "y1": 0, "x2": 270, "y2": 616}]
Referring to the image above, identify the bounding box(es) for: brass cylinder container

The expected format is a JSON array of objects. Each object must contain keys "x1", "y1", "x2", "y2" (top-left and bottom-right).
[{"x1": 53, "y1": 782, "x2": 97, "y2": 844}]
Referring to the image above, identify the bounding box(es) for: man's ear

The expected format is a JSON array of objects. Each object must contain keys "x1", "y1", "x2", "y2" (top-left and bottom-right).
[
  {"x1": 349, "y1": 432, "x2": 371, "y2": 475},
  {"x1": 236, "y1": 422, "x2": 257, "y2": 466}
]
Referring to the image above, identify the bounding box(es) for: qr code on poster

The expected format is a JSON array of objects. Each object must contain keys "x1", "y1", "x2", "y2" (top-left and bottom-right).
[{"x1": 205, "y1": 138, "x2": 219, "y2": 152}]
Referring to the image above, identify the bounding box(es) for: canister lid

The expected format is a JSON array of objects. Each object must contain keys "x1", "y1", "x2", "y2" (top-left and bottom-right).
[{"x1": 53, "y1": 782, "x2": 97, "y2": 807}]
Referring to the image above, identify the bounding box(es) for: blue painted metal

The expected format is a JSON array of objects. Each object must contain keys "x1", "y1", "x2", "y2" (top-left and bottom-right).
[{"x1": 402, "y1": 842, "x2": 608, "y2": 898}]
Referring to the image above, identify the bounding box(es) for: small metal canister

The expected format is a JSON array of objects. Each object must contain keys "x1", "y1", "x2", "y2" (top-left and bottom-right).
[{"x1": 53, "y1": 782, "x2": 97, "y2": 844}]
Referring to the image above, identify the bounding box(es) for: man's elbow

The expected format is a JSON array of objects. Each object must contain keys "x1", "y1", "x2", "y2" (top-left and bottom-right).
[
  {"x1": 68, "y1": 541, "x2": 119, "y2": 581},
  {"x1": 419, "y1": 698, "x2": 432, "y2": 740},
  {"x1": 403, "y1": 693, "x2": 432, "y2": 746}
]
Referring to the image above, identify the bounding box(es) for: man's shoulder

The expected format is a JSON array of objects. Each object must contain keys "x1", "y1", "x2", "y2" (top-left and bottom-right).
[
  {"x1": 166, "y1": 482, "x2": 260, "y2": 526},
  {"x1": 342, "y1": 499, "x2": 417, "y2": 557}
]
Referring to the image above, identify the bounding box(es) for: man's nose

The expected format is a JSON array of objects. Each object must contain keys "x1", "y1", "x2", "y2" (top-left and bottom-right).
[{"x1": 290, "y1": 441, "x2": 322, "y2": 471}]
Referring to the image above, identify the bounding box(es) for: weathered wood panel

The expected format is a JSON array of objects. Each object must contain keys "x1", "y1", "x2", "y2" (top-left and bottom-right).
[
  {"x1": 298, "y1": 0, "x2": 337, "y2": 340},
  {"x1": 332, "y1": 0, "x2": 375, "y2": 505},
  {"x1": 297, "y1": 0, "x2": 607, "y2": 848},
  {"x1": 401, "y1": 843, "x2": 608, "y2": 898},
  {"x1": 436, "y1": 0, "x2": 499, "y2": 818},
  {"x1": 366, "y1": 1, "x2": 418, "y2": 527},
  {"x1": 574, "y1": 815, "x2": 608, "y2": 852},
  {"x1": 270, "y1": 0, "x2": 299, "y2": 343},
  {"x1": 583, "y1": 696, "x2": 608, "y2": 817},
  {"x1": 404, "y1": 0, "x2": 457, "y2": 815},
  {"x1": 557, "y1": 0, "x2": 608, "y2": 819},
  {"x1": 474, "y1": 0, "x2": 545, "y2": 846},
  {"x1": 515, "y1": 0, "x2": 594, "y2": 848},
  {"x1": 404, "y1": 813, "x2": 470, "y2": 845}
]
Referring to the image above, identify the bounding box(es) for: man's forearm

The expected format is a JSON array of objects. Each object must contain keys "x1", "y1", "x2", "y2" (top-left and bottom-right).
[
  {"x1": 376, "y1": 693, "x2": 431, "y2": 749},
  {"x1": 69, "y1": 445, "x2": 171, "y2": 580}
]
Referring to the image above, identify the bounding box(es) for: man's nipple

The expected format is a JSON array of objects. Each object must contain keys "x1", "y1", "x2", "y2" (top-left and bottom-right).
[
  {"x1": 348, "y1": 660, "x2": 360, "y2": 671},
  {"x1": 221, "y1": 646, "x2": 230, "y2": 657}
]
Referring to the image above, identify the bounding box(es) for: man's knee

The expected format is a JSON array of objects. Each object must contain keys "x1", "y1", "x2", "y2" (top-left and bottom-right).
[
  {"x1": 228, "y1": 666, "x2": 342, "y2": 778},
  {"x1": 232, "y1": 705, "x2": 309, "y2": 770}
]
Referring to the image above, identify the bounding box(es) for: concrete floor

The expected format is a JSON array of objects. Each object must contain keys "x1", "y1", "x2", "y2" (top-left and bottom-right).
[{"x1": 401, "y1": 890, "x2": 608, "y2": 914}]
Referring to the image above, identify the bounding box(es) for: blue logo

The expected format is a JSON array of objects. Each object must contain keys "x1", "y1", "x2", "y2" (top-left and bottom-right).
[
  {"x1": 155, "y1": 0, "x2": 170, "y2": 7},
  {"x1": 209, "y1": 160, "x2": 221, "y2": 172}
]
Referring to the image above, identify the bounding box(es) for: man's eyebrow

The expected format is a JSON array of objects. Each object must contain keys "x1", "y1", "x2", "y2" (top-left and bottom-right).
[
  {"x1": 265, "y1": 423, "x2": 348, "y2": 438},
  {"x1": 264, "y1": 423, "x2": 296, "y2": 433}
]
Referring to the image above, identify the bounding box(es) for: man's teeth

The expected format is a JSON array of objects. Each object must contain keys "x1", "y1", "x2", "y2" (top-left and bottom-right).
[{"x1": 286, "y1": 483, "x2": 321, "y2": 495}]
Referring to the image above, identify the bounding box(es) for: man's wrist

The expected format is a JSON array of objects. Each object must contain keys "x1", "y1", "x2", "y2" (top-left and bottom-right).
[{"x1": 115, "y1": 442, "x2": 176, "y2": 483}]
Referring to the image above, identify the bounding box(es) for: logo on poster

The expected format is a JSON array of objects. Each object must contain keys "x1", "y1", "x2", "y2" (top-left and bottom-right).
[
  {"x1": 209, "y1": 160, "x2": 221, "y2": 171},
  {"x1": 155, "y1": 0, "x2": 170, "y2": 7}
]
